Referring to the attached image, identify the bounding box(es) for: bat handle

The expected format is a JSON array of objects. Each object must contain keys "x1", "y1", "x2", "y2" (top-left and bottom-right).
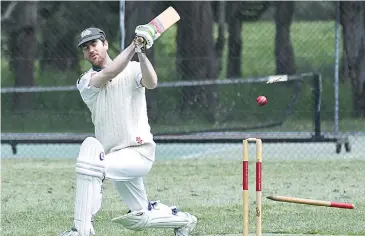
[{"x1": 135, "y1": 36, "x2": 145, "y2": 44}]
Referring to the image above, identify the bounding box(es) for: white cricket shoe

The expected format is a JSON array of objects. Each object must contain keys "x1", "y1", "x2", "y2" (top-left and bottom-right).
[
  {"x1": 59, "y1": 228, "x2": 80, "y2": 236},
  {"x1": 174, "y1": 212, "x2": 197, "y2": 236}
]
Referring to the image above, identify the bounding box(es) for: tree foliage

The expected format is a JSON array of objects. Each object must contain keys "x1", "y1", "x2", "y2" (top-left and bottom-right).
[{"x1": 1, "y1": 1, "x2": 364, "y2": 116}]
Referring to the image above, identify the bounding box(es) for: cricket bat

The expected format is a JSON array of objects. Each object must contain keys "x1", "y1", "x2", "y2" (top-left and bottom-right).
[{"x1": 148, "y1": 6, "x2": 180, "y2": 40}]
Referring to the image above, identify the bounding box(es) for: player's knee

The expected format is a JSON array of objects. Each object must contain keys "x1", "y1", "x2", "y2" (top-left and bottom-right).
[
  {"x1": 76, "y1": 137, "x2": 105, "y2": 178},
  {"x1": 78, "y1": 137, "x2": 105, "y2": 162}
]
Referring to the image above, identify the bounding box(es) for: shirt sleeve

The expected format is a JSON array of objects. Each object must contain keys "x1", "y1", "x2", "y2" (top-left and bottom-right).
[
  {"x1": 76, "y1": 72, "x2": 100, "y2": 104},
  {"x1": 129, "y1": 61, "x2": 143, "y2": 88}
]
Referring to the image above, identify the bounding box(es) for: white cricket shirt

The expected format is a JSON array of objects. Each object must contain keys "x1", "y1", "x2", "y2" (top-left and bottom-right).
[{"x1": 77, "y1": 61, "x2": 155, "y2": 161}]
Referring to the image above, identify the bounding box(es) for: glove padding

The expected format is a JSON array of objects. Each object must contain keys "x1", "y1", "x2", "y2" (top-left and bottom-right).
[{"x1": 134, "y1": 24, "x2": 157, "y2": 50}]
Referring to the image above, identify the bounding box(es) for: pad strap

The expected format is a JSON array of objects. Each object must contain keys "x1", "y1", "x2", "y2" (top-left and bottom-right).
[{"x1": 76, "y1": 159, "x2": 105, "y2": 179}]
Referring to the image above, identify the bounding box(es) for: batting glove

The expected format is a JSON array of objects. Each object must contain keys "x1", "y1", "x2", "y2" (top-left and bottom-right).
[{"x1": 134, "y1": 24, "x2": 157, "y2": 49}]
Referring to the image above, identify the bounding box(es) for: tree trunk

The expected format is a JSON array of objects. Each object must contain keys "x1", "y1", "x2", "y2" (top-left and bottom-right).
[
  {"x1": 125, "y1": 1, "x2": 162, "y2": 122},
  {"x1": 275, "y1": 1, "x2": 296, "y2": 75},
  {"x1": 340, "y1": 2, "x2": 365, "y2": 117},
  {"x1": 175, "y1": 1, "x2": 220, "y2": 123},
  {"x1": 40, "y1": 28, "x2": 79, "y2": 72},
  {"x1": 9, "y1": 1, "x2": 37, "y2": 111},
  {"x1": 39, "y1": 3, "x2": 79, "y2": 75},
  {"x1": 215, "y1": 1, "x2": 225, "y2": 66},
  {"x1": 227, "y1": 2, "x2": 242, "y2": 78},
  {"x1": 38, "y1": 1, "x2": 121, "y2": 78}
]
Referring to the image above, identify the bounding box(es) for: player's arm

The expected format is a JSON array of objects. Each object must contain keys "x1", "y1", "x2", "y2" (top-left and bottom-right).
[
  {"x1": 90, "y1": 42, "x2": 135, "y2": 88},
  {"x1": 133, "y1": 25, "x2": 159, "y2": 89},
  {"x1": 137, "y1": 52, "x2": 158, "y2": 89}
]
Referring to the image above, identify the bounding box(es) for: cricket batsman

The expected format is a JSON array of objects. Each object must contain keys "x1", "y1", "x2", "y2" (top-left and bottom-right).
[{"x1": 59, "y1": 25, "x2": 197, "y2": 236}]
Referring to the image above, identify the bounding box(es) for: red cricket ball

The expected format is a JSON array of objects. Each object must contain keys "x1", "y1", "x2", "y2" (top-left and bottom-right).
[{"x1": 256, "y1": 96, "x2": 267, "y2": 106}]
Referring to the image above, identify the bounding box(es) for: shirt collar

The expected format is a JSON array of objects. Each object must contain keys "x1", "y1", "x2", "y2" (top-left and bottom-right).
[{"x1": 92, "y1": 65, "x2": 102, "y2": 72}]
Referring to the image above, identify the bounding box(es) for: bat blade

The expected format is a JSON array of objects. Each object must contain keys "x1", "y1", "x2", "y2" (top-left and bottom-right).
[{"x1": 148, "y1": 6, "x2": 180, "y2": 40}]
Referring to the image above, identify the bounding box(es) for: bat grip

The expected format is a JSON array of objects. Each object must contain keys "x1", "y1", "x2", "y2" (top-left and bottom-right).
[{"x1": 135, "y1": 36, "x2": 145, "y2": 44}]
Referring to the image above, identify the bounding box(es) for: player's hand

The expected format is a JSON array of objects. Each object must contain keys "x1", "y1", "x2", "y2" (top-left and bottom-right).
[
  {"x1": 134, "y1": 36, "x2": 148, "y2": 53},
  {"x1": 134, "y1": 24, "x2": 156, "y2": 49}
]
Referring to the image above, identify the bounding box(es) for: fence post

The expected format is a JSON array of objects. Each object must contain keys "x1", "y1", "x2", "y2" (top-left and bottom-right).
[
  {"x1": 313, "y1": 73, "x2": 322, "y2": 138},
  {"x1": 120, "y1": 0, "x2": 126, "y2": 50},
  {"x1": 334, "y1": 1, "x2": 340, "y2": 134}
]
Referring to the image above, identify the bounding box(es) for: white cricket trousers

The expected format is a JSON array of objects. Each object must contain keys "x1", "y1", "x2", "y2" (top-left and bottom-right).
[{"x1": 103, "y1": 147, "x2": 154, "y2": 212}]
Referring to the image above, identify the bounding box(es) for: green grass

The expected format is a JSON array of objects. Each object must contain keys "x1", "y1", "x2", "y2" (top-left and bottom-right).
[{"x1": 2, "y1": 157, "x2": 364, "y2": 235}]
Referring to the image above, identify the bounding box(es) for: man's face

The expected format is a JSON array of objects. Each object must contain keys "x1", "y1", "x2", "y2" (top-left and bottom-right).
[{"x1": 81, "y1": 39, "x2": 108, "y2": 66}]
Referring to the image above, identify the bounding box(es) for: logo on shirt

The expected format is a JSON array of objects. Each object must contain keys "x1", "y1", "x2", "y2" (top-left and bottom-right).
[{"x1": 136, "y1": 137, "x2": 143, "y2": 145}]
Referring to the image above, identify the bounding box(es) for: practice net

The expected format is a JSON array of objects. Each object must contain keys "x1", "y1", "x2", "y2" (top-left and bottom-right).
[{"x1": 1, "y1": 72, "x2": 321, "y2": 136}]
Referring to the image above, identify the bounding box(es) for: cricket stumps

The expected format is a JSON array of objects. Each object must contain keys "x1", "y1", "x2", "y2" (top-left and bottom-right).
[{"x1": 243, "y1": 138, "x2": 262, "y2": 236}]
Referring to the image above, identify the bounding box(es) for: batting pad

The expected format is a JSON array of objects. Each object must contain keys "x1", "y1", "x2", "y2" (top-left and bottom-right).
[
  {"x1": 111, "y1": 202, "x2": 190, "y2": 230},
  {"x1": 74, "y1": 137, "x2": 105, "y2": 236}
]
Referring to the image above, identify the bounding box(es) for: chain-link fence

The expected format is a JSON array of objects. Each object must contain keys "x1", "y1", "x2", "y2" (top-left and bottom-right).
[{"x1": 1, "y1": 1, "x2": 364, "y2": 159}]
